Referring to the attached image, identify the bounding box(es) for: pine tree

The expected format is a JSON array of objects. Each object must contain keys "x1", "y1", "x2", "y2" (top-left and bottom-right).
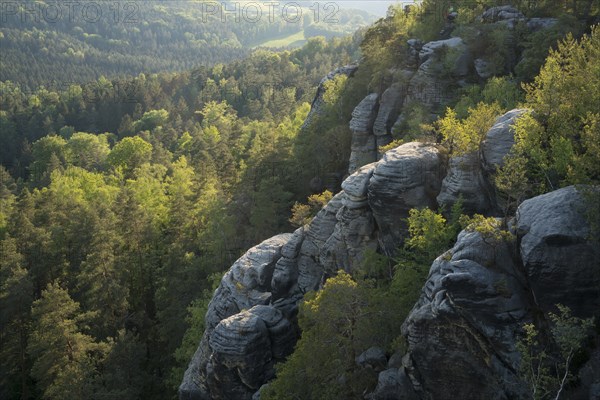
[
  {"x1": 28, "y1": 282, "x2": 108, "y2": 400},
  {"x1": 0, "y1": 237, "x2": 34, "y2": 400}
]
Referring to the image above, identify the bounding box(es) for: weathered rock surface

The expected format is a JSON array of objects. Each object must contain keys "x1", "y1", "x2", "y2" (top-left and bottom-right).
[
  {"x1": 180, "y1": 234, "x2": 293, "y2": 400},
  {"x1": 401, "y1": 228, "x2": 529, "y2": 399},
  {"x1": 367, "y1": 368, "x2": 418, "y2": 400},
  {"x1": 207, "y1": 306, "x2": 296, "y2": 399},
  {"x1": 481, "y1": 108, "x2": 529, "y2": 174},
  {"x1": 368, "y1": 142, "x2": 446, "y2": 255},
  {"x1": 395, "y1": 185, "x2": 599, "y2": 400},
  {"x1": 516, "y1": 186, "x2": 600, "y2": 316},
  {"x1": 404, "y1": 37, "x2": 470, "y2": 110},
  {"x1": 437, "y1": 152, "x2": 492, "y2": 214},
  {"x1": 373, "y1": 83, "x2": 408, "y2": 137},
  {"x1": 481, "y1": 6, "x2": 525, "y2": 23},
  {"x1": 349, "y1": 93, "x2": 379, "y2": 174},
  {"x1": 356, "y1": 347, "x2": 388, "y2": 372}
]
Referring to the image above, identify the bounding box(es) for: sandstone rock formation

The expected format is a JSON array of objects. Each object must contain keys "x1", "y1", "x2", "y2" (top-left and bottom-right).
[
  {"x1": 180, "y1": 141, "x2": 448, "y2": 399},
  {"x1": 481, "y1": 108, "x2": 529, "y2": 174},
  {"x1": 182, "y1": 142, "x2": 599, "y2": 400},
  {"x1": 368, "y1": 142, "x2": 446, "y2": 255},
  {"x1": 180, "y1": 8, "x2": 597, "y2": 396},
  {"x1": 383, "y1": 185, "x2": 599, "y2": 400},
  {"x1": 348, "y1": 93, "x2": 379, "y2": 174}
]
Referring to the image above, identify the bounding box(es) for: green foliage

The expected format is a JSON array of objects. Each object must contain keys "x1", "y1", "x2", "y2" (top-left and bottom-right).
[
  {"x1": 106, "y1": 136, "x2": 153, "y2": 176},
  {"x1": 28, "y1": 282, "x2": 108, "y2": 400},
  {"x1": 503, "y1": 27, "x2": 600, "y2": 194},
  {"x1": 517, "y1": 305, "x2": 595, "y2": 400},
  {"x1": 393, "y1": 102, "x2": 433, "y2": 140},
  {"x1": 495, "y1": 151, "x2": 531, "y2": 215},
  {"x1": 289, "y1": 190, "x2": 333, "y2": 227},
  {"x1": 263, "y1": 271, "x2": 398, "y2": 400},
  {"x1": 378, "y1": 139, "x2": 404, "y2": 153},
  {"x1": 459, "y1": 214, "x2": 514, "y2": 245},
  {"x1": 437, "y1": 102, "x2": 503, "y2": 156},
  {"x1": 515, "y1": 15, "x2": 585, "y2": 81},
  {"x1": 0, "y1": 2, "x2": 370, "y2": 89},
  {"x1": 133, "y1": 109, "x2": 169, "y2": 133}
]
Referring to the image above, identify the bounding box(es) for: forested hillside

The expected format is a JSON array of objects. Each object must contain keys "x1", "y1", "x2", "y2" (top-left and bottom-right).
[
  {"x1": 0, "y1": 0, "x2": 374, "y2": 89},
  {"x1": 0, "y1": 28, "x2": 371, "y2": 398}
]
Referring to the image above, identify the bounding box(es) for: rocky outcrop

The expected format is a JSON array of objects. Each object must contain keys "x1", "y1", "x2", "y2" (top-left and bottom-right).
[
  {"x1": 368, "y1": 142, "x2": 446, "y2": 255},
  {"x1": 182, "y1": 143, "x2": 599, "y2": 400},
  {"x1": 180, "y1": 141, "x2": 449, "y2": 399},
  {"x1": 400, "y1": 228, "x2": 529, "y2": 399},
  {"x1": 356, "y1": 347, "x2": 387, "y2": 372},
  {"x1": 348, "y1": 93, "x2": 379, "y2": 174},
  {"x1": 481, "y1": 5, "x2": 525, "y2": 23},
  {"x1": 373, "y1": 81, "x2": 408, "y2": 149},
  {"x1": 436, "y1": 152, "x2": 492, "y2": 214},
  {"x1": 389, "y1": 185, "x2": 599, "y2": 400},
  {"x1": 516, "y1": 186, "x2": 600, "y2": 316},
  {"x1": 180, "y1": 234, "x2": 293, "y2": 400},
  {"x1": 367, "y1": 368, "x2": 418, "y2": 400},
  {"x1": 404, "y1": 37, "x2": 470, "y2": 110},
  {"x1": 207, "y1": 306, "x2": 296, "y2": 399},
  {"x1": 481, "y1": 108, "x2": 529, "y2": 174}
]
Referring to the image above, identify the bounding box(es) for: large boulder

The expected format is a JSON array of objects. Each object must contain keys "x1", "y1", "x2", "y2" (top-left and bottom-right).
[
  {"x1": 401, "y1": 228, "x2": 530, "y2": 400},
  {"x1": 395, "y1": 185, "x2": 599, "y2": 399},
  {"x1": 480, "y1": 108, "x2": 529, "y2": 174},
  {"x1": 437, "y1": 152, "x2": 492, "y2": 214},
  {"x1": 179, "y1": 234, "x2": 293, "y2": 400},
  {"x1": 349, "y1": 93, "x2": 379, "y2": 173},
  {"x1": 368, "y1": 142, "x2": 446, "y2": 255},
  {"x1": 367, "y1": 368, "x2": 418, "y2": 400},
  {"x1": 207, "y1": 306, "x2": 296, "y2": 400},
  {"x1": 516, "y1": 186, "x2": 600, "y2": 316}
]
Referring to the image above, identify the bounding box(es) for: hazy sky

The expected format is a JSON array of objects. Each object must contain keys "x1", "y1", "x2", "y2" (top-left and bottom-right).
[{"x1": 335, "y1": 1, "x2": 412, "y2": 17}]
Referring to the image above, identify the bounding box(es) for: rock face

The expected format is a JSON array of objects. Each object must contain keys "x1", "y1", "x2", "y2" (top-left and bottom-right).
[
  {"x1": 401, "y1": 228, "x2": 529, "y2": 399},
  {"x1": 516, "y1": 186, "x2": 600, "y2": 316},
  {"x1": 373, "y1": 82, "x2": 408, "y2": 150},
  {"x1": 207, "y1": 306, "x2": 296, "y2": 399},
  {"x1": 436, "y1": 152, "x2": 491, "y2": 214},
  {"x1": 393, "y1": 185, "x2": 599, "y2": 400},
  {"x1": 481, "y1": 5, "x2": 525, "y2": 23},
  {"x1": 404, "y1": 37, "x2": 470, "y2": 110},
  {"x1": 369, "y1": 142, "x2": 446, "y2": 255},
  {"x1": 348, "y1": 93, "x2": 379, "y2": 174},
  {"x1": 180, "y1": 103, "x2": 560, "y2": 398},
  {"x1": 481, "y1": 108, "x2": 529, "y2": 174}
]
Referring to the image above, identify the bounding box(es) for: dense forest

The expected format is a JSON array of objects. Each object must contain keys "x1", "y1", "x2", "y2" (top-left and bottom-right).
[
  {"x1": 1, "y1": 0, "x2": 600, "y2": 399},
  {"x1": 0, "y1": 0, "x2": 375, "y2": 89},
  {"x1": 0, "y1": 27, "x2": 371, "y2": 399}
]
